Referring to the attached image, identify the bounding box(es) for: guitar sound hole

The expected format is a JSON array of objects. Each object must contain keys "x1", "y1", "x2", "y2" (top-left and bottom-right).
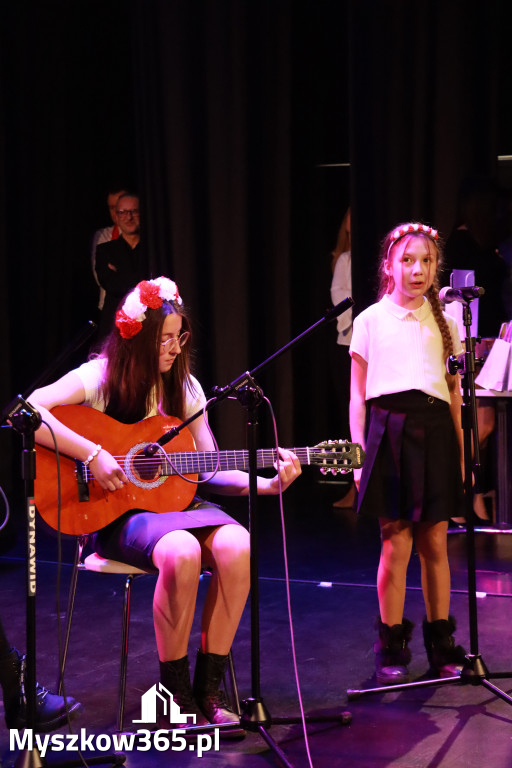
[{"x1": 132, "y1": 452, "x2": 162, "y2": 482}]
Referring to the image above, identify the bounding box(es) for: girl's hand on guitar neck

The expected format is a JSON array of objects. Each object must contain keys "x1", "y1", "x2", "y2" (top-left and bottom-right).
[
  {"x1": 264, "y1": 448, "x2": 302, "y2": 494},
  {"x1": 90, "y1": 449, "x2": 128, "y2": 493}
]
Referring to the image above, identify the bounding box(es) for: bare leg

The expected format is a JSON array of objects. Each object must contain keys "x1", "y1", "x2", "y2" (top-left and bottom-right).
[
  {"x1": 474, "y1": 404, "x2": 496, "y2": 520},
  {"x1": 377, "y1": 518, "x2": 414, "y2": 625},
  {"x1": 415, "y1": 521, "x2": 450, "y2": 621},
  {"x1": 196, "y1": 524, "x2": 251, "y2": 655},
  {"x1": 151, "y1": 530, "x2": 202, "y2": 661}
]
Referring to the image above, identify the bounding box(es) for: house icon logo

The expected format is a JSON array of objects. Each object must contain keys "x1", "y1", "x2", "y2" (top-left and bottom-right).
[{"x1": 133, "y1": 682, "x2": 196, "y2": 726}]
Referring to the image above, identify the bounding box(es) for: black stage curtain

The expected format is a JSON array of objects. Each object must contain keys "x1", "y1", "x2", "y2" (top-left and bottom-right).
[
  {"x1": 130, "y1": 0, "x2": 297, "y2": 448},
  {"x1": 0, "y1": 1, "x2": 509, "y2": 520},
  {"x1": 348, "y1": 0, "x2": 504, "y2": 311},
  {"x1": 127, "y1": 0, "x2": 352, "y2": 448},
  {"x1": 0, "y1": 1, "x2": 137, "y2": 543}
]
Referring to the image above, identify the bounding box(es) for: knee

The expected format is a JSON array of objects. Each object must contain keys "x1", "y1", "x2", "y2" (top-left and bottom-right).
[
  {"x1": 416, "y1": 524, "x2": 448, "y2": 563},
  {"x1": 211, "y1": 525, "x2": 250, "y2": 577},
  {"x1": 417, "y1": 539, "x2": 447, "y2": 564},
  {"x1": 381, "y1": 533, "x2": 413, "y2": 567},
  {"x1": 152, "y1": 530, "x2": 202, "y2": 580}
]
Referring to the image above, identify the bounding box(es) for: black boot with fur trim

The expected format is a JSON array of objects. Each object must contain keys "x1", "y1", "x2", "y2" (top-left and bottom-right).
[
  {"x1": 374, "y1": 617, "x2": 414, "y2": 685},
  {"x1": 422, "y1": 616, "x2": 467, "y2": 677}
]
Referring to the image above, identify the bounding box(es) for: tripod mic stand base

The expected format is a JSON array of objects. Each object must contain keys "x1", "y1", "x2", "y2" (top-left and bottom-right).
[
  {"x1": 14, "y1": 749, "x2": 44, "y2": 768},
  {"x1": 239, "y1": 698, "x2": 298, "y2": 768},
  {"x1": 240, "y1": 697, "x2": 352, "y2": 768},
  {"x1": 459, "y1": 653, "x2": 490, "y2": 683},
  {"x1": 240, "y1": 697, "x2": 272, "y2": 730}
]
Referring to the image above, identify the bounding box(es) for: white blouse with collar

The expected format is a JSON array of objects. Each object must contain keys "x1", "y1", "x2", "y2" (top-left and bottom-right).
[{"x1": 350, "y1": 294, "x2": 462, "y2": 404}]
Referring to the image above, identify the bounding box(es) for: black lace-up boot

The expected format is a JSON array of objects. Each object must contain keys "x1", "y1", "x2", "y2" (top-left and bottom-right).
[
  {"x1": 159, "y1": 655, "x2": 209, "y2": 729},
  {"x1": 193, "y1": 650, "x2": 245, "y2": 738},
  {"x1": 0, "y1": 648, "x2": 81, "y2": 731}
]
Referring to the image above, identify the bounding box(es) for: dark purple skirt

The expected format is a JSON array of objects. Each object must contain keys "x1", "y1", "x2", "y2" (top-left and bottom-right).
[
  {"x1": 93, "y1": 498, "x2": 241, "y2": 571},
  {"x1": 357, "y1": 390, "x2": 464, "y2": 522}
]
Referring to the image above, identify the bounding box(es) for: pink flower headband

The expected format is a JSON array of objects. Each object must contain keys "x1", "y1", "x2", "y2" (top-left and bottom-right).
[
  {"x1": 390, "y1": 222, "x2": 439, "y2": 244},
  {"x1": 387, "y1": 223, "x2": 439, "y2": 260},
  {"x1": 115, "y1": 277, "x2": 183, "y2": 339}
]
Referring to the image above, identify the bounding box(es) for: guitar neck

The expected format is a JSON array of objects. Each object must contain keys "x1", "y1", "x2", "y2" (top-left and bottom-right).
[{"x1": 161, "y1": 448, "x2": 311, "y2": 476}]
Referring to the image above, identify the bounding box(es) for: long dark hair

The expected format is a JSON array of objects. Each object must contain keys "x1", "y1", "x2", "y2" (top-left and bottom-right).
[{"x1": 99, "y1": 300, "x2": 195, "y2": 423}]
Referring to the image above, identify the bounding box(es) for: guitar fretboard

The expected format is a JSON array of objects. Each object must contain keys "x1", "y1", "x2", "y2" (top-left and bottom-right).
[{"x1": 160, "y1": 448, "x2": 312, "y2": 475}]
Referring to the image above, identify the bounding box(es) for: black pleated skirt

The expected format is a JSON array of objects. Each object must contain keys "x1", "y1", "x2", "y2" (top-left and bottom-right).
[{"x1": 357, "y1": 390, "x2": 464, "y2": 522}]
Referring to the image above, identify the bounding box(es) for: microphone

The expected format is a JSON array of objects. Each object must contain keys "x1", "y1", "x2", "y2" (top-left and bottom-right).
[{"x1": 439, "y1": 285, "x2": 485, "y2": 303}]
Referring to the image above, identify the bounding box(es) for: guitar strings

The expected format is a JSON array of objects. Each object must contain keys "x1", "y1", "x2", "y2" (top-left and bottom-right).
[{"x1": 81, "y1": 443, "x2": 358, "y2": 481}]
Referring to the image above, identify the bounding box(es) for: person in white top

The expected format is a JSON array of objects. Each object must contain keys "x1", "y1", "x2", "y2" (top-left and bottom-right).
[
  {"x1": 90, "y1": 186, "x2": 127, "y2": 310},
  {"x1": 28, "y1": 277, "x2": 301, "y2": 732},
  {"x1": 349, "y1": 222, "x2": 466, "y2": 686},
  {"x1": 330, "y1": 206, "x2": 355, "y2": 507}
]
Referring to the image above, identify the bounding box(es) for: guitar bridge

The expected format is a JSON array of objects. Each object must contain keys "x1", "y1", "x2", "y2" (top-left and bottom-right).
[{"x1": 75, "y1": 460, "x2": 90, "y2": 502}]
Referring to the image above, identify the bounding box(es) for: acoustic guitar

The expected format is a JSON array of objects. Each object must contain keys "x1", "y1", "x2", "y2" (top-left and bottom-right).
[{"x1": 34, "y1": 405, "x2": 364, "y2": 535}]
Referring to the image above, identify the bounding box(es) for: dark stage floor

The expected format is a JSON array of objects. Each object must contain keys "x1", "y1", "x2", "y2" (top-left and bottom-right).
[{"x1": 1, "y1": 475, "x2": 512, "y2": 767}]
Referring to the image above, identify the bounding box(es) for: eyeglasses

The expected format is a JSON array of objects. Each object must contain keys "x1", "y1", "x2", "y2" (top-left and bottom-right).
[
  {"x1": 160, "y1": 331, "x2": 190, "y2": 353},
  {"x1": 117, "y1": 209, "x2": 139, "y2": 219}
]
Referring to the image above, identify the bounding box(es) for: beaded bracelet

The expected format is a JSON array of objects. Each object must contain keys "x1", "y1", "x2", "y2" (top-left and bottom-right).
[{"x1": 83, "y1": 444, "x2": 102, "y2": 467}]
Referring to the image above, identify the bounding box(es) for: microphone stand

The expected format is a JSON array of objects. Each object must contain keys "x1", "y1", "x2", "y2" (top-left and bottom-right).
[
  {"x1": 150, "y1": 299, "x2": 355, "y2": 767},
  {"x1": 2, "y1": 323, "x2": 125, "y2": 768},
  {"x1": 346, "y1": 295, "x2": 512, "y2": 705}
]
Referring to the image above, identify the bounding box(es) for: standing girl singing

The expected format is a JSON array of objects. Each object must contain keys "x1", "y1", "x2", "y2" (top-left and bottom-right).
[{"x1": 349, "y1": 223, "x2": 466, "y2": 685}]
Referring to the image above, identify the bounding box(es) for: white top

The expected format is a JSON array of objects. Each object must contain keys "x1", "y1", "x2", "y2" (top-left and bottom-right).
[
  {"x1": 91, "y1": 225, "x2": 115, "y2": 257},
  {"x1": 330, "y1": 250, "x2": 353, "y2": 346},
  {"x1": 91, "y1": 225, "x2": 116, "y2": 309},
  {"x1": 350, "y1": 294, "x2": 462, "y2": 404},
  {"x1": 74, "y1": 357, "x2": 206, "y2": 417}
]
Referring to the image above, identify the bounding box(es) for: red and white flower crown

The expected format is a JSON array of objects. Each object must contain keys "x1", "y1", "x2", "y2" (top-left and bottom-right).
[
  {"x1": 390, "y1": 223, "x2": 439, "y2": 244},
  {"x1": 115, "y1": 277, "x2": 183, "y2": 339}
]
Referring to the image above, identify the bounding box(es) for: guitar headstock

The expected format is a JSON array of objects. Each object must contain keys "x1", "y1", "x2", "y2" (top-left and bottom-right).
[{"x1": 311, "y1": 440, "x2": 365, "y2": 474}]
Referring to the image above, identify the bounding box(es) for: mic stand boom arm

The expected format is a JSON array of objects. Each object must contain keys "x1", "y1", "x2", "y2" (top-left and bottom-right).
[{"x1": 145, "y1": 297, "x2": 354, "y2": 453}]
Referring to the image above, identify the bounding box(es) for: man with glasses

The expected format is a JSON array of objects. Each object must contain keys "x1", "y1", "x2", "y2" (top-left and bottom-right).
[{"x1": 95, "y1": 192, "x2": 146, "y2": 341}]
